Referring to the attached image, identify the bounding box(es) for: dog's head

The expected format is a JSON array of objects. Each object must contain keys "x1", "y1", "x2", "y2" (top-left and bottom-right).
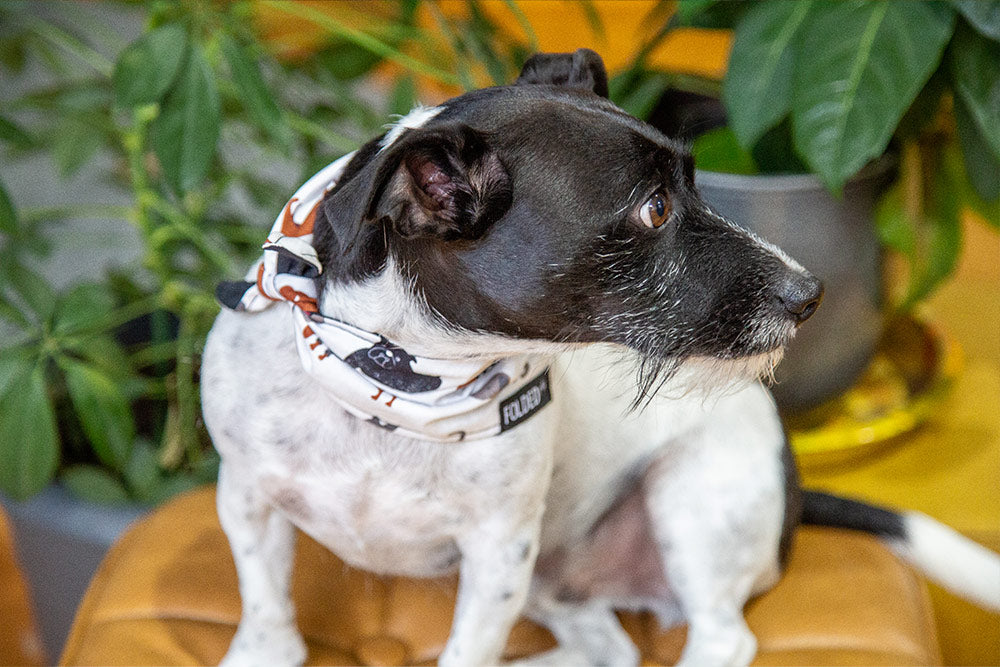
[{"x1": 314, "y1": 49, "x2": 822, "y2": 399}]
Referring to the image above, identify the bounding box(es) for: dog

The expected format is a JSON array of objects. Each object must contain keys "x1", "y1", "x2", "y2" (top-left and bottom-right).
[{"x1": 202, "y1": 49, "x2": 1000, "y2": 666}]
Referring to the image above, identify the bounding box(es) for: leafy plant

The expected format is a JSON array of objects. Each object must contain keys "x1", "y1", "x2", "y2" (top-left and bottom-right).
[
  {"x1": 0, "y1": 0, "x2": 531, "y2": 503},
  {"x1": 665, "y1": 0, "x2": 1000, "y2": 310}
]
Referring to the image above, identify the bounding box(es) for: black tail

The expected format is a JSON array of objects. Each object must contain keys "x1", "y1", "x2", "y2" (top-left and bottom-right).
[
  {"x1": 800, "y1": 489, "x2": 1000, "y2": 612},
  {"x1": 800, "y1": 490, "x2": 905, "y2": 538}
]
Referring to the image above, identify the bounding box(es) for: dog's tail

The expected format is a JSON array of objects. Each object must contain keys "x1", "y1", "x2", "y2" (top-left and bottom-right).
[{"x1": 801, "y1": 490, "x2": 1000, "y2": 612}]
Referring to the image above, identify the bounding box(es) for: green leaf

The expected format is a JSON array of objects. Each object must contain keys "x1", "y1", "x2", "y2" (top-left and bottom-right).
[
  {"x1": 612, "y1": 71, "x2": 670, "y2": 120},
  {"x1": 315, "y1": 41, "x2": 384, "y2": 81},
  {"x1": 577, "y1": 1, "x2": 606, "y2": 41},
  {"x1": 947, "y1": 143, "x2": 1000, "y2": 227},
  {"x1": 954, "y1": 95, "x2": 1000, "y2": 202},
  {"x1": 909, "y1": 162, "x2": 963, "y2": 307},
  {"x1": 61, "y1": 359, "x2": 134, "y2": 472},
  {"x1": 152, "y1": 45, "x2": 221, "y2": 195},
  {"x1": 113, "y1": 22, "x2": 188, "y2": 108},
  {"x1": 123, "y1": 439, "x2": 160, "y2": 500},
  {"x1": 52, "y1": 281, "x2": 115, "y2": 337},
  {"x1": 51, "y1": 117, "x2": 102, "y2": 177},
  {"x1": 692, "y1": 127, "x2": 759, "y2": 175},
  {"x1": 144, "y1": 472, "x2": 200, "y2": 505},
  {"x1": 61, "y1": 465, "x2": 131, "y2": 505},
  {"x1": 876, "y1": 147, "x2": 965, "y2": 310},
  {"x1": 677, "y1": 0, "x2": 720, "y2": 24},
  {"x1": 388, "y1": 74, "x2": 417, "y2": 117},
  {"x1": 896, "y1": 67, "x2": 949, "y2": 141},
  {"x1": 792, "y1": 1, "x2": 955, "y2": 190},
  {"x1": 951, "y1": 0, "x2": 1000, "y2": 41},
  {"x1": 0, "y1": 114, "x2": 35, "y2": 149},
  {"x1": 0, "y1": 32, "x2": 28, "y2": 73},
  {"x1": 220, "y1": 34, "x2": 292, "y2": 150},
  {"x1": 0, "y1": 348, "x2": 35, "y2": 398},
  {"x1": 0, "y1": 261, "x2": 56, "y2": 325},
  {"x1": 0, "y1": 178, "x2": 16, "y2": 235},
  {"x1": 875, "y1": 185, "x2": 915, "y2": 256},
  {"x1": 0, "y1": 362, "x2": 59, "y2": 500},
  {"x1": 723, "y1": 0, "x2": 812, "y2": 149},
  {"x1": 750, "y1": 119, "x2": 808, "y2": 174},
  {"x1": 673, "y1": 0, "x2": 750, "y2": 29},
  {"x1": 950, "y1": 22, "x2": 1000, "y2": 163}
]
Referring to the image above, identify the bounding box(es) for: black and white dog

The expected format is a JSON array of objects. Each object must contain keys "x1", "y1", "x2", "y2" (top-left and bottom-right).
[{"x1": 202, "y1": 50, "x2": 1000, "y2": 666}]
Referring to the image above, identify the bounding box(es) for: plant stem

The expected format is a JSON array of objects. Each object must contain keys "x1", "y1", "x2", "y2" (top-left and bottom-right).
[
  {"x1": 96, "y1": 293, "x2": 163, "y2": 335},
  {"x1": 20, "y1": 204, "x2": 133, "y2": 224},
  {"x1": 144, "y1": 196, "x2": 234, "y2": 277},
  {"x1": 502, "y1": 0, "x2": 539, "y2": 53},
  {"x1": 285, "y1": 113, "x2": 360, "y2": 153},
  {"x1": 425, "y1": 1, "x2": 478, "y2": 91},
  {"x1": 260, "y1": 0, "x2": 463, "y2": 88},
  {"x1": 18, "y1": 13, "x2": 114, "y2": 78},
  {"x1": 901, "y1": 140, "x2": 923, "y2": 223},
  {"x1": 175, "y1": 305, "x2": 201, "y2": 466}
]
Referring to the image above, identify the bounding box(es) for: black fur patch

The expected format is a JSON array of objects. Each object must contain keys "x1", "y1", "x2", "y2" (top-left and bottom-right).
[{"x1": 800, "y1": 490, "x2": 906, "y2": 539}]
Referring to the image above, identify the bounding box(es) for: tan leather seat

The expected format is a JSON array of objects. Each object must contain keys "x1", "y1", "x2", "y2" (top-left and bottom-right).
[
  {"x1": 60, "y1": 485, "x2": 941, "y2": 666},
  {"x1": 0, "y1": 505, "x2": 47, "y2": 667}
]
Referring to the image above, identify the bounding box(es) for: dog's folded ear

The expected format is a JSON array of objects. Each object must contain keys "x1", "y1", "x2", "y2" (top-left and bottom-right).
[
  {"x1": 515, "y1": 48, "x2": 609, "y2": 98},
  {"x1": 366, "y1": 124, "x2": 512, "y2": 241}
]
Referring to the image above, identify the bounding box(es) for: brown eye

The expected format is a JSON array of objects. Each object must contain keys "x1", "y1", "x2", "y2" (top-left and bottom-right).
[{"x1": 639, "y1": 191, "x2": 671, "y2": 228}]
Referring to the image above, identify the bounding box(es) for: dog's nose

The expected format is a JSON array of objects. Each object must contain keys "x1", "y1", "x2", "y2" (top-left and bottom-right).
[{"x1": 777, "y1": 272, "x2": 823, "y2": 324}]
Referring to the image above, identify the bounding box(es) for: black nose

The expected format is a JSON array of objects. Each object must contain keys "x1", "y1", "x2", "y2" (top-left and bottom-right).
[{"x1": 777, "y1": 272, "x2": 823, "y2": 324}]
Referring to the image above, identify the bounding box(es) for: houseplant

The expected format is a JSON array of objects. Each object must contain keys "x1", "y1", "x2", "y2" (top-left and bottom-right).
[
  {"x1": 0, "y1": 0, "x2": 540, "y2": 505},
  {"x1": 607, "y1": 0, "x2": 999, "y2": 409}
]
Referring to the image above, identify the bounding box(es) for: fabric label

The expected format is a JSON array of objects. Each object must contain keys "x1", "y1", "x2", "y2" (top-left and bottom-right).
[{"x1": 499, "y1": 369, "x2": 552, "y2": 432}]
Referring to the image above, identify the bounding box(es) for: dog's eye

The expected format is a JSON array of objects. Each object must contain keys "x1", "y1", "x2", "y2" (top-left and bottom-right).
[{"x1": 639, "y1": 191, "x2": 671, "y2": 229}]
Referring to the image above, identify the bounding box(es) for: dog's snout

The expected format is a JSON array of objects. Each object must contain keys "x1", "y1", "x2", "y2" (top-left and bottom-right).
[{"x1": 777, "y1": 272, "x2": 823, "y2": 325}]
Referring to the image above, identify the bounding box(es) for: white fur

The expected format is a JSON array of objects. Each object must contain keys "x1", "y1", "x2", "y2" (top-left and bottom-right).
[
  {"x1": 888, "y1": 512, "x2": 1000, "y2": 612},
  {"x1": 381, "y1": 105, "x2": 444, "y2": 151},
  {"x1": 204, "y1": 264, "x2": 789, "y2": 667}
]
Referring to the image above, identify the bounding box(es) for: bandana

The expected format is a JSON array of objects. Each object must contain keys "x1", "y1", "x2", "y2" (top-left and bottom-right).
[{"x1": 216, "y1": 151, "x2": 552, "y2": 443}]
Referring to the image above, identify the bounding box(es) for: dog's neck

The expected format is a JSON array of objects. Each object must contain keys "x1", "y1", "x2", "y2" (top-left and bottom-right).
[
  {"x1": 317, "y1": 264, "x2": 568, "y2": 364},
  {"x1": 214, "y1": 146, "x2": 556, "y2": 442}
]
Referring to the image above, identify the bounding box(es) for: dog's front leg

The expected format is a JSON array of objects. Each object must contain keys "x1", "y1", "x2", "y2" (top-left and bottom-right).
[
  {"x1": 439, "y1": 515, "x2": 543, "y2": 666},
  {"x1": 217, "y1": 462, "x2": 306, "y2": 667}
]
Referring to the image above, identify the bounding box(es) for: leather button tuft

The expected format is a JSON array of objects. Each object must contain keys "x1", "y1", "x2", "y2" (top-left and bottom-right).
[{"x1": 355, "y1": 635, "x2": 410, "y2": 666}]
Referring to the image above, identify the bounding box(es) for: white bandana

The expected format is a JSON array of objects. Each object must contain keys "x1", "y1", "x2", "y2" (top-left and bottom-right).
[{"x1": 217, "y1": 152, "x2": 552, "y2": 443}]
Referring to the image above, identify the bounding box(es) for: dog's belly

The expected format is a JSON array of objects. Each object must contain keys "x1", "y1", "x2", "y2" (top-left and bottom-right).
[
  {"x1": 255, "y1": 450, "x2": 493, "y2": 578},
  {"x1": 537, "y1": 478, "x2": 671, "y2": 602}
]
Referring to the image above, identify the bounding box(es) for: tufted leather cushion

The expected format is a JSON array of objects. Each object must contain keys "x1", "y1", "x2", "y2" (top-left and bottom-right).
[{"x1": 60, "y1": 485, "x2": 941, "y2": 666}]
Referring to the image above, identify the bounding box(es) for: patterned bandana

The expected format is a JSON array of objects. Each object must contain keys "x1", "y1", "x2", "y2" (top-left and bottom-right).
[{"x1": 216, "y1": 152, "x2": 552, "y2": 443}]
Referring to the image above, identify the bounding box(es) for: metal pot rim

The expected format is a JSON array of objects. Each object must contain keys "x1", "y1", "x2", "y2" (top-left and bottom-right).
[{"x1": 695, "y1": 153, "x2": 897, "y2": 193}]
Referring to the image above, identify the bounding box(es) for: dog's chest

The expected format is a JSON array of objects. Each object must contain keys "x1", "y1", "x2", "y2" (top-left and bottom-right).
[{"x1": 202, "y1": 307, "x2": 551, "y2": 576}]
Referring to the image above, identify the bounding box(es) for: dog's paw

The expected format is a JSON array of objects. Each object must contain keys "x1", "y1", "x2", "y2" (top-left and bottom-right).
[
  {"x1": 220, "y1": 623, "x2": 307, "y2": 667},
  {"x1": 675, "y1": 622, "x2": 756, "y2": 667}
]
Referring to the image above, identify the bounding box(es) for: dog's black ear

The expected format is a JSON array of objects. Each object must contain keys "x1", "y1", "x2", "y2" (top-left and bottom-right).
[
  {"x1": 366, "y1": 124, "x2": 512, "y2": 241},
  {"x1": 515, "y1": 48, "x2": 609, "y2": 98}
]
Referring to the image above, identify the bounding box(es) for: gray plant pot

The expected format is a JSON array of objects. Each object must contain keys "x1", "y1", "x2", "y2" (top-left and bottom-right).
[
  {"x1": 696, "y1": 157, "x2": 896, "y2": 412},
  {"x1": 2, "y1": 485, "x2": 148, "y2": 661}
]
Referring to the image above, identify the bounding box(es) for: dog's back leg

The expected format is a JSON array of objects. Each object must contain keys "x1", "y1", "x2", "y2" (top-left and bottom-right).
[{"x1": 217, "y1": 461, "x2": 306, "y2": 667}]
